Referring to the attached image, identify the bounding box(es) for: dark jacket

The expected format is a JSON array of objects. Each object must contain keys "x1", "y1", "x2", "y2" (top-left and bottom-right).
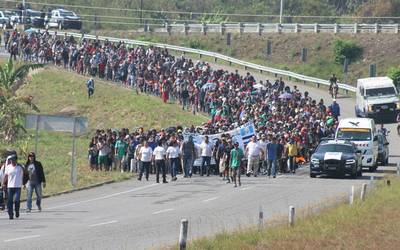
[{"x1": 25, "y1": 160, "x2": 46, "y2": 184}]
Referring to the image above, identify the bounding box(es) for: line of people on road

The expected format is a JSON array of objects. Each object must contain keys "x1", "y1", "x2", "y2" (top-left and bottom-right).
[{"x1": 0, "y1": 151, "x2": 46, "y2": 220}]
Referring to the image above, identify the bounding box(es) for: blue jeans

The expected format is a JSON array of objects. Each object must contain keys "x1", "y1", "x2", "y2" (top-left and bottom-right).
[
  {"x1": 201, "y1": 156, "x2": 211, "y2": 176},
  {"x1": 27, "y1": 182, "x2": 43, "y2": 210},
  {"x1": 182, "y1": 155, "x2": 193, "y2": 177},
  {"x1": 0, "y1": 188, "x2": 4, "y2": 209},
  {"x1": 267, "y1": 159, "x2": 277, "y2": 177},
  {"x1": 170, "y1": 158, "x2": 179, "y2": 178},
  {"x1": 139, "y1": 161, "x2": 150, "y2": 180},
  {"x1": 7, "y1": 188, "x2": 21, "y2": 218}
]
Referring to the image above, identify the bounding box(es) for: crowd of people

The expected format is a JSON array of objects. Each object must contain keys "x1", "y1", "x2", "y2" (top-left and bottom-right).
[{"x1": 2, "y1": 29, "x2": 342, "y2": 186}]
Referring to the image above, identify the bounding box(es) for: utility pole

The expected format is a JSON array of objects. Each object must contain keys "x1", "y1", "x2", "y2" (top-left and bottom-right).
[
  {"x1": 279, "y1": 0, "x2": 284, "y2": 24},
  {"x1": 140, "y1": 0, "x2": 143, "y2": 24}
]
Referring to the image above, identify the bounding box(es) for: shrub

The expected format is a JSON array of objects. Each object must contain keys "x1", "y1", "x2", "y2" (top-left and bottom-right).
[
  {"x1": 388, "y1": 67, "x2": 400, "y2": 88},
  {"x1": 332, "y1": 39, "x2": 363, "y2": 64}
]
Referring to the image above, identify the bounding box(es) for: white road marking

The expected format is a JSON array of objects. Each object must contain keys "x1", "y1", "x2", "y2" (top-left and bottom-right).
[
  {"x1": 240, "y1": 186, "x2": 254, "y2": 191},
  {"x1": 4, "y1": 235, "x2": 40, "y2": 242},
  {"x1": 152, "y1": 208, "x2": 175, "y2": 215},
  {"x1": 89, "y1": 220, "x2": 118, "y2": 227},
  {"x1": 202, "y1": 196, "x2": 219, "y2": 202},
  {"x1": 48, "y1": 183, "x2": 159, "y2": 209}
]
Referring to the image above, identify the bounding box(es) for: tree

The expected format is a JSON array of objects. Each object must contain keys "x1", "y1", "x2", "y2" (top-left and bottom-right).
[{"x1": 0, "y1": 59, "x2": 44, "y2": 143}]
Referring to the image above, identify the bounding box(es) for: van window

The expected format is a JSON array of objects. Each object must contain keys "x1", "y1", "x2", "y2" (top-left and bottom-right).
[
  {"x1": 365, "y1": 87, "x2": 396, "y2": 97},
  {"x1": 337, "y1": 128, "x2": 372, "y2": 141}
]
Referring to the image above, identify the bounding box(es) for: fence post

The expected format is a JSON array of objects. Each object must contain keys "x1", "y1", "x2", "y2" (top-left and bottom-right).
[
  {"x1": 238, "y1": 22, "x2": 243, "y2": 35},
  {"x1": 374, "y1": 23, "x2": 379, "y2": 34},
  {"x1": 395, "y1": 23, "x2": 399, "y2": 34},
  {"x1": 258, "y1": 206, "x2": 264, "y2": 230},
  {"x1": 289, "y1": 206, "x2": 295, "y2": 227},
  {"x1": 276, "y1": 23, "x2": 281, "y2": 33},
  {"x1": 354, "y1": 23, "x2": 358, "y2": 34},
  {"x1": 184, "y1": 22, "x2": 189, "y2": 35},
  {"x1": 349, "y1": 185, "x2": 355, "y2": 205},
  {"x1": 257, "y1": 23, "x2": 262, "y2": 36},
  {"x1": 360, "y1": 183, "x2": 367, "y2": 201},
  {"x1": 397, "y1": 162, "x2": 400, "y2": 176},
  {"x1": 202, "y1": 23, "x2": 207, "y2": 35},
  {"x1": 314, "y1": 23, "x2": 319, "y2": 33},
  {"x1": 179, "y1": 219, "x2": 189, "y2": 250},
  {"x1": 220, "y1": 22, "x2": 226, "y2": 35},
  {"x1": 334, "y1": 23, "x2": 338, "y2": 34},
  {"x1": 130, "y1": 159, "x2": 135, "y2": 172},
  {"x1": 294, "y1": 23, "x2": 299, "y2": 33},
  {"x1": 166, "y1": 22, "x2": 171, "y2": 35},
  {"x1": 226, "y1": 33, "x2": 231, "y2": 46}
]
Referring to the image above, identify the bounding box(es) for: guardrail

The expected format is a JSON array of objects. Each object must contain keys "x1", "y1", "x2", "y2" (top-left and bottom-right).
[
  {"x1": 42, "y1": 29, "x2": 356, "y2": 93},
  {"x1": 149, "y1": 22, "x2": 400, "y2": 35}
]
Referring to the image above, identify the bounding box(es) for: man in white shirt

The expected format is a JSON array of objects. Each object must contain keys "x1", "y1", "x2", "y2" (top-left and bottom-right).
[
  {"x1": 166, "y1": 141, "x2": 181, "y2": 181},
  {"x1": 245, "y1": 136, "x2": 264, "y2": 177},
  {"x1": 3, "y1": 154, "x2": 26, "y2": 220},
  {"x1": 200, "y1": 136, "x2": 213, "y2": 176},
  {"x1": 152, "y1": 140, "x2": 168, "y2": 183},
  {"x1": 138, "y1": 141, "x2": 153, "y2": 181}
]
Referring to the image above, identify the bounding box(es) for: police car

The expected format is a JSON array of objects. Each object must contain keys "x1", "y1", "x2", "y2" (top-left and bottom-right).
[{"x1": 310, "y1": 140, "x2": 362, "y2": 178}]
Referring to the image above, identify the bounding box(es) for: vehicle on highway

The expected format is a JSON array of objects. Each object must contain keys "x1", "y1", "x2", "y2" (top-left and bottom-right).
[
  {"x1": 4, "y1": 10, "x2": 21, "y2": 28},
  {"x1": 26, "y1": 9, "x2": 45, "y2": 28},
  {"x1": 377, "y1": 132, "x2": 389, "y2": 166},
  {"x1": 335, "y1": 118, "x2": 379, "y2": 172},
  {"x1": 45, "y1": 9, "x2": 82, "y2": 30},
  {"x1": 310, "y1": 139, "x2": 362, "y2": 178},
  {"x1": 0, "y1": 10, "x2": 10, "y2": 29},
  {"x1": 355, "y1": 76, "x2": 400, "y2": 122}
]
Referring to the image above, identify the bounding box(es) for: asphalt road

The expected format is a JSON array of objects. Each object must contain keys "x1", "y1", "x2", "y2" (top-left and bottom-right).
[{"x1": 1, "y1": 58, "x2": 399, "y2": 250}]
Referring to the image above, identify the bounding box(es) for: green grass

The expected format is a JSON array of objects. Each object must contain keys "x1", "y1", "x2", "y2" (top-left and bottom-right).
[
  {"x1": 171, "y1": 178, "x2": 400, "y2": 250},
  {"x1": 1, "y1": 67, "x2": 207, "y2": 197}
]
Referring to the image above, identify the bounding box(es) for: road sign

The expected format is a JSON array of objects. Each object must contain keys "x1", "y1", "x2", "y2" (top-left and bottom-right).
[{"x1": 25, "y1": 114, "x2": 88, "y2": 187}]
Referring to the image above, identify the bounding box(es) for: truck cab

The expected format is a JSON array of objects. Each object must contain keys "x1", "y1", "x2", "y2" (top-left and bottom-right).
[
  {"x1": 335, "y1": 118, "x2": 379, "y2": 172},
  {"x1": 355, "y1": 77, "x2": 400, "y2": 122}
]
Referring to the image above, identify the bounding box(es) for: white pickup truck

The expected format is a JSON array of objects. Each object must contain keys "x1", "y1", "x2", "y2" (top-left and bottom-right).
[{"x1": 355, "y1": 77, "x2": 400, "y2": 122}]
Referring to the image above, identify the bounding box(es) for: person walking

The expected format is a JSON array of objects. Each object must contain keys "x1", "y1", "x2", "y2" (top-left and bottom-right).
[
  {"x1": 138, "y1": 141, "x2": 152, "y2": 181},
  {"x1": 267, "y1": 137, "x2": 278, "y2": 178},
  {"x1": 86, "y1": 77, "x2": 95, "y2": 99},
  {"x1": 0, "y1": 157, "x2": 6, "y2": 211},
  {"x1": 200, "y1": 136, "x2": 213, "y2": 176},
  {"x1": 166, "y1": 141, "x2": 180, "y2": 181},
  {"x1": 245, "y1": 136, "x2": 264, "y2": 177},
  {"x1": 2, "y1": 154, "x2": 27, "y2": 219},
  {"x1": 114, "y1": 135, "x2": 128, "y2": 172},
  {"x1": 25, "y1": 152, "x2": 46, "y2": 212},
  {"x1": 285, "y1": 138, "x2": 299, "y2": 174},
  {"x1": 230, "y1": 142, "x2": 244, "y2": 187},
  {"x1": 180, "y1": 135, "x2": 196, "y2": 178},
  {"x1": 329, "y1": 99, "x2": 341, "y2": 120},
  {"x1": 152, "y1": 140, "x2": 168, "y2": 183}
]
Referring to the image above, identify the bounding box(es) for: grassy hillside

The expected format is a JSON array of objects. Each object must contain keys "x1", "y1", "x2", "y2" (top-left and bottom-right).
[
  {"x1": 0, "y1": 67, "x2": 207, "y2": 196},
  {"x1": 172, "y1": 178, "x2": 400, "y2": 250},
  {"x1": 96, "y1": 31, "x2": 400, "y2": 85}
]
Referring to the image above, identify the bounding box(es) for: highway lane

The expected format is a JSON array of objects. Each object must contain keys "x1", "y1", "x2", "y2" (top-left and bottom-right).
[{"x1": 1, "y1": 60, "x2": 399, "y2": 250}]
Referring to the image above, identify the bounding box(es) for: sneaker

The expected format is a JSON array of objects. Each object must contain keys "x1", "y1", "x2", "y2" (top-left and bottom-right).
[
  {"x1": 38, "y1": 206, "x2": 42, "y2": 212},
  {"x1": 234, "y1": 185, "x2": 237, "y2": 188},
  {"x1": 9, "y1": 216, "x2": 13, "y2": 220},
  {"x1": 26, "y1": 209, "x2": 31, "y2": 213},
  {"x1": 137, "y1": 177, "x2": 142, "y2": 181},
  {"x1": 16, "y1": 211, "x2": 19, "y2": 218},
  {"x1": 273, "y1": 175, "x2": 276, "y2": 178},
  {"x1": 163, "y1": 180, "x2": 168, "y2": 184},
  {"x1": 239, "y1": 182, "x2": 242, "y2": 186}
]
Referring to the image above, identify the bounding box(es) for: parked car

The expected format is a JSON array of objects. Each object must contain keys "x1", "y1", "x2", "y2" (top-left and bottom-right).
[
  {"x1": 377, "y1": 133, "x2": 389, "y2": 166},
  {"x1": 0, "y1": 10, "x2": 10, "y2": 29},
  {"x1": 3, "y1": 10, "x2": 19, "y2": 28},
  {"x1": 310, "y1": 140, "x2": 362, "y2": 178},
  {"x1": 45, "y1": 9, "x2": 82, "y2": 30},
  {"x1": 26, "y1": 9, "x2": 45, "y2": 28}
]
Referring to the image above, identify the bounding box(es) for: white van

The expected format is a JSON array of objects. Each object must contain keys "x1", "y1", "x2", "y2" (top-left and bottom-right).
[
  {"x1": 355, "y1": 77, "x2": 400, "y2": 121},
  {"x1": 335, "y1": 118, "x2": 379, "y2": 171}
]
